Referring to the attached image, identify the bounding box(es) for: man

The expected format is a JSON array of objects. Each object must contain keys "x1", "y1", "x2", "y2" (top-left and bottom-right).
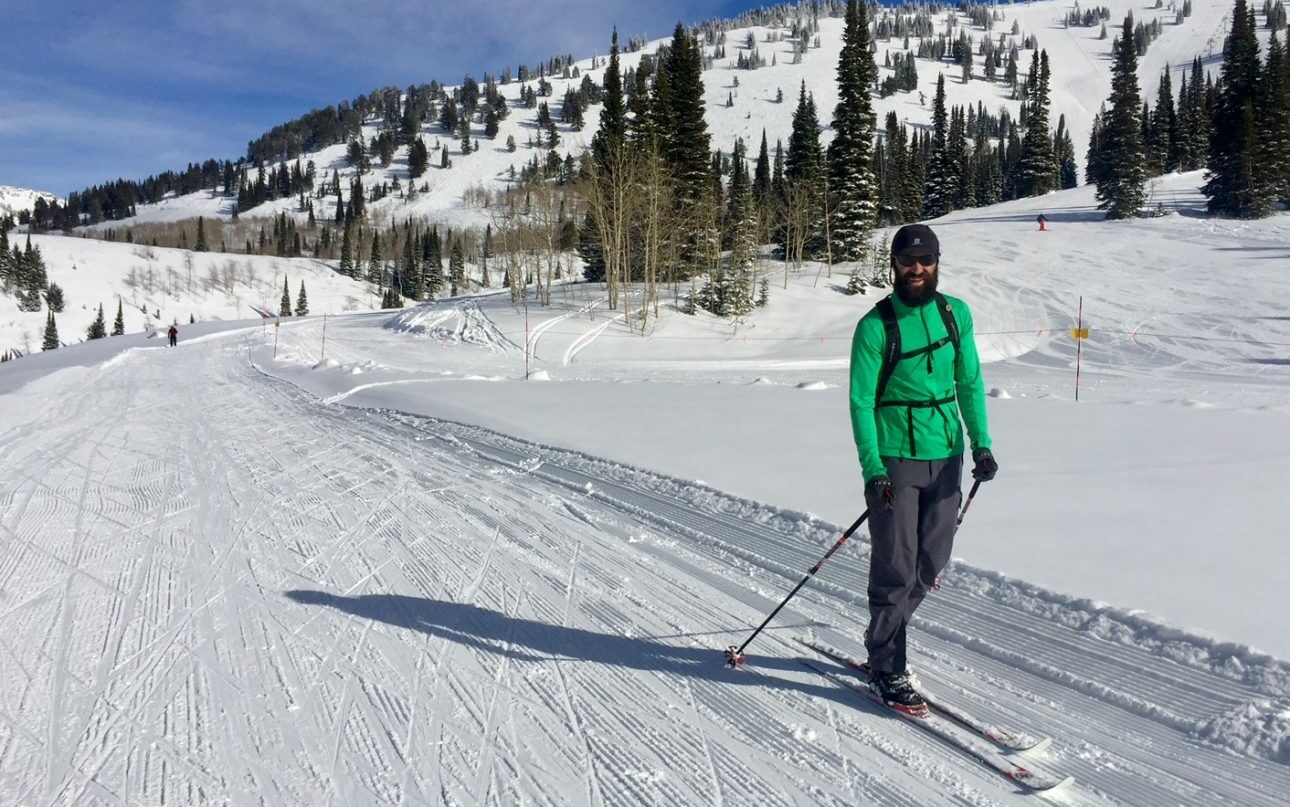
[
  {"x1": 848, "y1": 223, "x2": 997, "y2": 715},
  {"x1": 167, "y1": 324, "x2": 178, "y2": 347}
]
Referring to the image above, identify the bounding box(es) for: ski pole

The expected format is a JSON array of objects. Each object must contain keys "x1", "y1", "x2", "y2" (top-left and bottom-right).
[
  {"x1": 726, "y1": 510, "x2": 870, "y2": 667},
  {"x1": 957, "y1": 479, "x2": 982, "y2": 526}
]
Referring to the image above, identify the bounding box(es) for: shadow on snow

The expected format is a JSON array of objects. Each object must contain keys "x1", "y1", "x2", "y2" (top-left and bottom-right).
[{"x1": 286, "y1": 589, "x2": 862, "y2": 706}]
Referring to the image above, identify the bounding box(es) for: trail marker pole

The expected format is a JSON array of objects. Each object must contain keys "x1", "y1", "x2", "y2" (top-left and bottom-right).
[{"x1": 1071, "y1": 297, "x2": 1088, "y2": 402}]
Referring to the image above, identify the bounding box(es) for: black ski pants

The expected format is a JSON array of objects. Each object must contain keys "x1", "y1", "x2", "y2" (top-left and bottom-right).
[{"x1": 864, "y1": 455, "x2": 963, "y2": 675}]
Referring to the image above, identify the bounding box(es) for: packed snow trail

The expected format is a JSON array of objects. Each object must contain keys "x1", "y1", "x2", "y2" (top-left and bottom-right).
[{"x1": 0, "y1": 335, "x2": 1287, "y2": 805}]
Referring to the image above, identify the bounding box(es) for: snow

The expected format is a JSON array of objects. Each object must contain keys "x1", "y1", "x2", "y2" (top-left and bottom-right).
[
  {"x1": 2, "y1": 1, "x2": 1289, "y2": 802},
  {"x1": 243, "y1": 171, "x2": 1290, "y2": 661},
  {"x1": 1, "y1": 234, "x2": 375, "y2": 355},
  {"x1": 0, "y1": 185, "x2": 61, "y2": 219},
  {"x1": 81, "y1": 0, "x2": 1238, "y2": 237}
]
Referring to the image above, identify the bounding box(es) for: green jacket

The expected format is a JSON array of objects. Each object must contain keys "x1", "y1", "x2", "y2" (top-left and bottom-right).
[{"x1": 848, "y1": 293, "x2": 992, "y2": 483}]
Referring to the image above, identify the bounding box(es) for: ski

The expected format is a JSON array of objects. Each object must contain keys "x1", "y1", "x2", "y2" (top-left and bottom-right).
[
  {"x1": 801, "y1": 657, "x2": 1074, "y2": 793},
  {"x1": 796, "y1": 637, "x2": 1052, "y2": 753}
]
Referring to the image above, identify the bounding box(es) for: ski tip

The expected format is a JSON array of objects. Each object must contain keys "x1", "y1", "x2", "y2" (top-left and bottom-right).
[
  {"x1": 1010, "y1": 769, "x2": 1074, "y2": 792},
  {"x1": 1032, "y1": 774, "x2": 1075, "y2": 793},
  {"x1": 1017, "y1": 735, "x2": 1053, "y2": 755}
]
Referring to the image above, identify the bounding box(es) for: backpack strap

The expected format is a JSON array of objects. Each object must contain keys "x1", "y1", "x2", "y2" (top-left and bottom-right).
[
  {"x1": 932, "y1": 292, "x2": 960, "y2": 356},
  {"x1": 874, "y1": 297, "x2": 900, "y2": 406}
]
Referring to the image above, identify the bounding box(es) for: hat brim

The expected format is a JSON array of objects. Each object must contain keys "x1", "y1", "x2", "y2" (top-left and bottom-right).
[{"x1": 893, "y1": 248, "x2": 939, "y2": 258}]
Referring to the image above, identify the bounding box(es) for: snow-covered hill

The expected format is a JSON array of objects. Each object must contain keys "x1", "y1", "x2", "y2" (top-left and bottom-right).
[
  {"x1": 12, "y1": 0, "x2": 1249, "y2": 354},
  {"x1": 86, "y1": 0, "x2": 1236, "y2": 235},
  {"x1": 0, "y1": 184, "x2": 62, "y2": 219},
  {"x1": 0, "y1": 236, "x2": 373, "y2": 355}
]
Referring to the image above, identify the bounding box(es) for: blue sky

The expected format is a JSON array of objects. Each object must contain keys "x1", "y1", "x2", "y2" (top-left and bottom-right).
[{"x1": 1, "y1": 0, "x2": 755, "y2": 197}]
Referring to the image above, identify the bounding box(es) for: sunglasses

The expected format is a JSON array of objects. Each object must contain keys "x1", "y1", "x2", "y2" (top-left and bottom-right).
[{"x1": 894, "y1": 253, "x2": 938, "y2": 268}]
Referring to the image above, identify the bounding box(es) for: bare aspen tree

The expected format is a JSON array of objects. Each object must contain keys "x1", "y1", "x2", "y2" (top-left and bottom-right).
[
  {"x1": 579, "y1": 144, "x2": 637, "y2": 312},
  {"x1": 634, "y1": 142, "x2": 676, "y2": 329},
  {"x1": 780, "y1": 181, "x2": 815, "y2": 283}
]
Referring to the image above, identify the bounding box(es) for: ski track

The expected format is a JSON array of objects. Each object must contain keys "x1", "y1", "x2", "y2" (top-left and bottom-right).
[{"x1": 0, "y1": 336, "x2": 1286, "y2": 805}]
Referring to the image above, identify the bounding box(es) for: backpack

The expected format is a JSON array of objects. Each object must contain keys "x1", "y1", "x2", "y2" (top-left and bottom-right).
[
  {"x1": 873, "y1": 292, "x2": 961, "y2": 457},
  {"x1": 873, "y1": 291, "x2": 960, "y2": 405}
]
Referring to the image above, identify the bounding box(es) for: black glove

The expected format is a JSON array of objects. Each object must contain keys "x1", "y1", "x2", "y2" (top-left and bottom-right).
[
  {"x1": 971, "y1": 448, "x2": 998, "y2": 481},
  {"x1": 864, "y1": 476, "x2": 894, "y2": 511}
]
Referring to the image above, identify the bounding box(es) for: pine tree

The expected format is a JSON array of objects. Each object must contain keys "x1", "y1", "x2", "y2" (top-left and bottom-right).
[
  {"x1": 1015, "y1": 51, "x2": 1058, "y2": 196},
  {"x1": 87, "y1": 304, "x2": 107, "y2": 340},
  {"x1": 449, "y1": 240, "x2": 465, "y2": 296},
  {"x1": 1054, "y1": 115, "x2": 1079, "y2": 188},
  {"x1": 195, "y1": 216, "x2": 208, "y2": 252},
  {"x1": 1149, "y1": 70, "x2": 1177, "y2": 175},
  {"x1": 845, "y1": 262, "x2": 867, "y2": 294},
  {"x1": 1097, "y1": 15, "x2": 1148, "y2": 218},
  {"x1": 280, "y1": 276, "x2": 292, "y2": 317},
  {"x1": 339, "y1": 223, "x2": 355, "y2": 277},
  {"x1": 924, "y1": 74, "x2": 957, "y2": 217},
  {"x1": 786, "y1": 81, "x2": 826, "y2": 245},
  {"x1": 42, "y1": 309, "x2": 59, "y2": 351},
  {"x1": 402, "y1": 233, "x2": 423, "y2": 301},
  {"x1": 1205, "y1": 0, "x2": 1266, "y2": 216},
  {"x1": 1257, "y1": 31, "x2": 1290, "y2": 208},
  {"x1": 828, "y1": 0, "x2": 879, "y2": 261},
  {"x1": 112, "y1": 299, "x2": 125, "y2": 335},
  {"x1": 660, "y1": 23, "x2": 713, "y2": 275},
  {"x1": 368, "y1": 233, "x2": 383, "y2": 285},
  {"x1": 725, "y1": 138, "x2": 757, "y2": 317},
  {"x1": 295, "y1": 281, "x2": 309, "y2": 316},
  {"x1": 948, "y1": 106, "x2": 971, "y2": 209},
  {"x1": 903, "y1": 131, "x2": 925, "y2": 222},
  {"x1": 586, "y1": 28, "x2": 626, "y2": 286},
  {"x1": 753, "y1": 129, "x2": 772, "y2": 208},
  {"x1": 1170, "y1": 73, "x2": 1192, "y2": 171},
  {"x1": 45, "y1": 282, "x2": 65, "y2": 313}
]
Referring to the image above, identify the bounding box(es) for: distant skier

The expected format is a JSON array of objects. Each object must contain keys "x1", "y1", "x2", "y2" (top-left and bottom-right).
[
  {"x1": 1037, "y1": 213, "x2": 1048, "y2": 231},
  {"x1": 167, "y1": 324, "x2": 178, "y2": 347},
  {"x1": 848, "y1": 223, "x2": 996, "y2": 714}
]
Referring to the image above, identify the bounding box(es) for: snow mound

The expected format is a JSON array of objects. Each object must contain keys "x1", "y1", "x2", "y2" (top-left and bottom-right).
[
  {"x1": 313, "y1": 359, "x2": 340, "y2": 370},
  {"x1": 791, "y1": 725, "x2": 818, "y2": 742},
  {"x1": 528, "y1": 370, "x2": 551, "y2": 381},
  {"x1": 988, "y1": 387, "x2": 1012, "y2": 399},
  {"x1": 750, "y1": 377, "x2": 775, "y2": 385},
  {"x1": 795, "y1": 381, "x2": 828, "y2": 391},
  {"x1": 1193, "y1": 701, "x2": 1290, "y2": 764}
]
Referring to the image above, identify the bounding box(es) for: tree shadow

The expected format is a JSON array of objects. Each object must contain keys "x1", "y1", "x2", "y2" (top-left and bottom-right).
[{"x1": 286, "y1": 590, "x2": 858, "y2": 704}]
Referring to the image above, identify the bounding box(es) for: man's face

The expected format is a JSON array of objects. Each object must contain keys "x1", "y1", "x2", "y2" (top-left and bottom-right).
[{"x1": 893, "y1": 252, "x2": 938, "y2": 305}]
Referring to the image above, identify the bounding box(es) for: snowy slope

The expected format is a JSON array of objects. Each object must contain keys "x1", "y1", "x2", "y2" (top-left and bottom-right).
[
  {"x1": 33, "y1": 0, "x2": 1242, "y2": 355},
  {"x1": 0, "y1": 185, "x2": 62, "y2": 219},
  {"x1": 246, "y1": 169, "x2": 1290, "y2": 661},
  {"x1": 0, "y1": 235, "x2": 373, "y2": 355},
  {"x1": 82, "y1": 0, "x2": 1237, "y2": 235},
  {"x1": 0, "y1": 270, "x2": 1287, "y2": 805}
]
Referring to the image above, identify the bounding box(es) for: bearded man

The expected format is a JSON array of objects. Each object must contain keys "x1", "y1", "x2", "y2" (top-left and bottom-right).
[{"x1": 847, "y1": 223, "x2": 997, "y2": 714}]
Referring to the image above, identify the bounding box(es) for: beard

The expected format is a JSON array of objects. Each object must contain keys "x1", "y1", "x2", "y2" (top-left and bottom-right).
[{"x1": 893, "y1": 264, "x2": 939, "y2": 306}]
